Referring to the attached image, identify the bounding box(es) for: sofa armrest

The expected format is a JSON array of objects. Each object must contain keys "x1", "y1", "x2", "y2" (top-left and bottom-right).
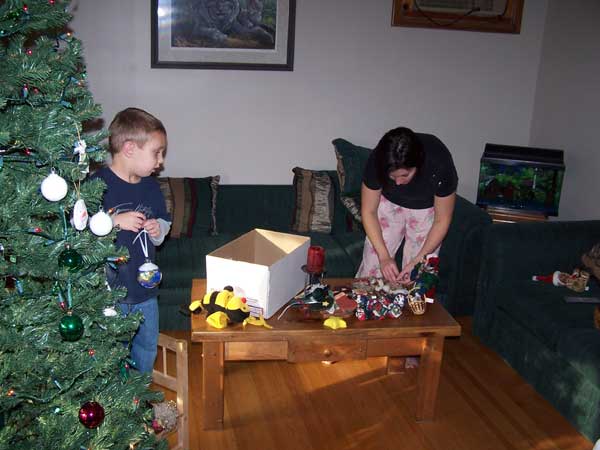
[
  {"x1": 436, "y1": 195, "x2": 492, "y2": 315},
  {"x1": 473, "y1": 220, "x2": 600, "y2": 340}
]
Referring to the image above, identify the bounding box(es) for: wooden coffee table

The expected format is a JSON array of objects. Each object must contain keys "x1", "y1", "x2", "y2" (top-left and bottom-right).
[{"x1": 191, "y1": 278, "x2": 461, "y2": 429}]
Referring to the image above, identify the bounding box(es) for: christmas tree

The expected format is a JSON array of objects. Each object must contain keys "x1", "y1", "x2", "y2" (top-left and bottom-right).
[{"x1": 0, "y1": 1, "x2": 165, "y2": 448}]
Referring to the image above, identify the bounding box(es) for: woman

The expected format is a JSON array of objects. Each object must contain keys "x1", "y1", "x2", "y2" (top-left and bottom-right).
[{"x1": 356, "y1": 127, "x2": 458, "y2": 283}]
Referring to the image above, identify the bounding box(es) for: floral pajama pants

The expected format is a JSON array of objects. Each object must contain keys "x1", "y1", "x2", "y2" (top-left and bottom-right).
[{"x1": 356, "y1": 196, "x2": 439, "y2": 278}]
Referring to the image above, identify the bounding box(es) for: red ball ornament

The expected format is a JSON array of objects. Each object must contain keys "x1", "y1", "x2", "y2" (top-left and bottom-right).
[
  {"x1": 78, "y1": 401, "x2": 105, "y2": 429},
  {"x1": 23, "y1": 5, "x2": 29, "y2": 12},
  {"x1": 5, "y1": 276, "x2": 16, "y2": 291},
  {"x1": 26, "y1": 49, "x2": 32, "y2": 55}
]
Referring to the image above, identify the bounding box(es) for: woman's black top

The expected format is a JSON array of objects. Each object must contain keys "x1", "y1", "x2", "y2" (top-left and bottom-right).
[{"x1": 363, "y1": 133, "x2": 458, "y2": 209}]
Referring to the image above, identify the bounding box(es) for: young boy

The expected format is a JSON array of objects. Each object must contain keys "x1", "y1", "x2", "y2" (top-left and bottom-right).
[{"x1": 94, "y1": 107, "x2": 171, "y2": 373}]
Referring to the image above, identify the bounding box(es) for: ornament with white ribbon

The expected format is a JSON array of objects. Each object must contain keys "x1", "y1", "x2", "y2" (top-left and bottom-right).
[
  {"x1": 73, "y1": 139, "x2": 89, "y2": 174},
  {"x1": 133, "y1": 229, "x2": 162, "y2": 289},
  {"x1": 41, "y1": 169, "x2": 68, "y2": 202},
  {"x1": 89, "y1": 208, "x2": 113, "y2": 236}
]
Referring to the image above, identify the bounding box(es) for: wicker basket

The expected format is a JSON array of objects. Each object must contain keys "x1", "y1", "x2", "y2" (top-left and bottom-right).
[{"x1": 407, "y1": 294, "x2": 427, "y2": 315}]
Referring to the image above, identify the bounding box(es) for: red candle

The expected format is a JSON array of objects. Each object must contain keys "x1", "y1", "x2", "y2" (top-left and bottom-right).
[{"x1": 306, "y1": 246, "x2": 325, "y2": 273}]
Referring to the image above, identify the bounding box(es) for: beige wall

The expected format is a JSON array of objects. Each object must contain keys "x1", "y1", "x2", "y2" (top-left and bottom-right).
[
  {"x1": 71, "y1": 0, "x2": 548, "y2": 202},
  {"x1": 530, "y1": 0, "x2": 600, "y2": 220}
]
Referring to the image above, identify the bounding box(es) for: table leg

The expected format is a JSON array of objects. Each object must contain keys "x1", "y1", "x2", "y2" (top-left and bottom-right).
[
  {"x1": 202, "y1": 342, "x2": 225, "y2": 429},
  {"x1": 416, "y1": 334, "x2": 444, "y2": 421}
]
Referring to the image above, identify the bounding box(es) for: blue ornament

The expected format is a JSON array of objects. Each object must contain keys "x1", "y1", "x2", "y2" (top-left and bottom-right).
[{"x1": 137, "y1": 260, "x2": 162, "y2": 289}]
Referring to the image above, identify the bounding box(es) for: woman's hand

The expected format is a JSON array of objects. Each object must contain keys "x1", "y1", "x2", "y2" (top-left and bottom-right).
[
  {"x1": 398, "y1": 258, "x2": 420, "y2": 284},
  {"x1": 143, "y1": 219, "x2": 161, "y2": 238},
  {"x1": 113, "y1": 211, "x2": 146, "y2": 232},
  {"x1": 379, "y1": 256, "x2": 400, "y2": 282}
]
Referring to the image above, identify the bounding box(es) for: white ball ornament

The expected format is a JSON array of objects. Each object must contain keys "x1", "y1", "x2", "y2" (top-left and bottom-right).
[
  {"x1": 89, "y1": 209, "x2": 113, "y2": 236},
  {"x1": 41, "y1": 171, "x2": 68, "y2": 202}
]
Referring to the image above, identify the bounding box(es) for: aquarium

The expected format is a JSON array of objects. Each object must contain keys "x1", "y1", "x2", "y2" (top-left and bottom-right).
[{"x1": 476, "y1": 143, "x2": 565, "y2": 217}]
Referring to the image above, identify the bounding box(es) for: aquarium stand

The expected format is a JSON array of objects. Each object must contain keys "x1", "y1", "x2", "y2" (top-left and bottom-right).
[{"x1": 485, "y1": 207, "x2": 547, "y2": 224}]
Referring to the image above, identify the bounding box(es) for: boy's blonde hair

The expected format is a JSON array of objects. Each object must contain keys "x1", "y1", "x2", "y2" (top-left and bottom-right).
[{"x1": 108, "y1": 107, "x2": 166, "y2": 155}]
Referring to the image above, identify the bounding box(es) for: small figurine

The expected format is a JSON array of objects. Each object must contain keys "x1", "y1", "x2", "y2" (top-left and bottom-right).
[{"x1": 532, "y1": 269, "x2": 590, "y2": 293}]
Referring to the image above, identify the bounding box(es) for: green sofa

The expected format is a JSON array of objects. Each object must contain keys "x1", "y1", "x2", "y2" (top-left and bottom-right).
[
  {"x1": 473, "y1": 221, "x2": 600, "y2": 441},
  {"x1": 156, "y1": 179, "x2": 491, "y2": 330}
]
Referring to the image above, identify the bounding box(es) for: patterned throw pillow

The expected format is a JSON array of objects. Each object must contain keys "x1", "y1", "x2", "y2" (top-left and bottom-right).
[
  {"x1": 332, "y1": 138, "x2": 372, "y2": 224},
  {"x1": 156, "y1": 176, "x2": 220, "y2": 238},
  {"x1": 340, "y1": 195, "x2": 362, "y2": 224},
  {"x1": 291, "y1": 167, "x2": 334, "y2": 233}
]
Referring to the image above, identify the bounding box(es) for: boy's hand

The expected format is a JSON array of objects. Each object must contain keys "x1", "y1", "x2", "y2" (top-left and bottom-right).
[
  {"x1": 113, "y1": 211, "x2": 146, "y2": 232},
  {"x1": 143, "y1": 219, "x2": 161, "y2": 238}
]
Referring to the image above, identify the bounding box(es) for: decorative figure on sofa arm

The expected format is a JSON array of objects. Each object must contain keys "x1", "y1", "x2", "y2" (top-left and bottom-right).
[{"x1": 532, "y1": 269, "x2": 590, "y2": 293}]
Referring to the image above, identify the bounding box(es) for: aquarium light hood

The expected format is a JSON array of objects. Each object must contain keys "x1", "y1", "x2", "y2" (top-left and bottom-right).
[{"x1": 482, "y1": 143, "x2": 565, "y2": 168}]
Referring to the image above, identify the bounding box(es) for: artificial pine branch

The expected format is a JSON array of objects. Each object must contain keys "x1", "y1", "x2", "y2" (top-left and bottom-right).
[{"x1": 0, "y1": 1, "x2": 166, "y2": 448}]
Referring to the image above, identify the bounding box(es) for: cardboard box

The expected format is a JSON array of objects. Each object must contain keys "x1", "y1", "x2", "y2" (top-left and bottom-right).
[{"x1": 206, "y1": 229, "x2": 310, "y2": 319}]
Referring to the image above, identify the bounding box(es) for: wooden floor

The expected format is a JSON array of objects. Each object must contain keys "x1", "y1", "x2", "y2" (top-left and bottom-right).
[{"x1": 156, "y1": 318, "x2": 593, "y2": 450}]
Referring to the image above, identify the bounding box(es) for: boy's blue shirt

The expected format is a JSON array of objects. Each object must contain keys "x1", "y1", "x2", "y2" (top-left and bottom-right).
[{"x1": 93, "y1": 166, "x2": 170, "y2": 304}]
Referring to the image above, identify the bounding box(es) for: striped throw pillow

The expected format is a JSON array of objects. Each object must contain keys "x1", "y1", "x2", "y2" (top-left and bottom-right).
[{"x1": 291, "y1": 167, "x2": 334, "y2": 234}]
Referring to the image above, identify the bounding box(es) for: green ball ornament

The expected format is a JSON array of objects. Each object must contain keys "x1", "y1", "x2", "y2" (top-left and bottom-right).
[
  {"x1": 58, "y1": 248, "x2": 83, "y2": 271},
  {"x1": 59, "y1": 312, "x2": 84, "y2": 341}
]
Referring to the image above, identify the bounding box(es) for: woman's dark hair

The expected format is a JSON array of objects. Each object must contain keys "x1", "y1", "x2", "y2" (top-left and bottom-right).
[{"x1": 374, "y1": 127, "x2": 424, "y2": 189}]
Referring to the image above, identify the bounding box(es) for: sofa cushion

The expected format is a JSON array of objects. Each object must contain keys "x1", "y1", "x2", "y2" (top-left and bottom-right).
[
  {"x1": 497, "y1": 280, "x2": 600, "y2": 350},
  {"x1": 332, "y1": 232, "x2": 365, "y2": 268},
  {"x1": 557, "y1": 328, "x2": 600, "y2": 387},
  {"x1": 333, "y1": 138, "x2": 371, "y2": 197},
  {"x1": 191, "y1": 176, "x2": 220, "y2": 236},
  {"x1": 305, "y1": 233, "x2": 358, "y2": 277},
  {"x1": 157, "y1": 176, "x2": 219, "y2": 237},
  {"x1": 216, "y1": 185, "x2": 295, "y2": 233},
  {"x1": 340, "y1": 195, "x2": 362, "y2": 224},
  {"x1": 157, "y1": 177, "x2": 194, "y2": 238},
  {"x1": 291, "y1": 167, "x2": 335, "y2": 233},
  {"x1": 333, "y1": 138, "x2": 372, "y2": 224},
  {"x1": 157, "y1": 233, "x2": 242, "y2": 289}
]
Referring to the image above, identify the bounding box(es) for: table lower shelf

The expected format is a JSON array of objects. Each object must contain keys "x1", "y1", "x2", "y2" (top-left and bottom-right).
[{"x1": 200, "y1": 333, "x2": 446, "y2": 429}]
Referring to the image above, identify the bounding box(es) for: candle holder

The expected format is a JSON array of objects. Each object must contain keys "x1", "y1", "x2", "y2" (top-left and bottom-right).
[
  {"x1": 301, "y1": 264, "x2": 325, "y2": 286},
  {"x1": 303, "y1": 245, "x2": 326, "y2": 286},
  {"x1": 306, "y1": 246, "x2": 325, "y2": 273}
]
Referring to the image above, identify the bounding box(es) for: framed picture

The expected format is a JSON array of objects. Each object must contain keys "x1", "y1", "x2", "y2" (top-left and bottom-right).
[
  {"x1": 392, "y1": 0, "x2": 523, "y2": 34},
  {"x1": 151, "y1": 0, "x2": 296, "y2": 70}
]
